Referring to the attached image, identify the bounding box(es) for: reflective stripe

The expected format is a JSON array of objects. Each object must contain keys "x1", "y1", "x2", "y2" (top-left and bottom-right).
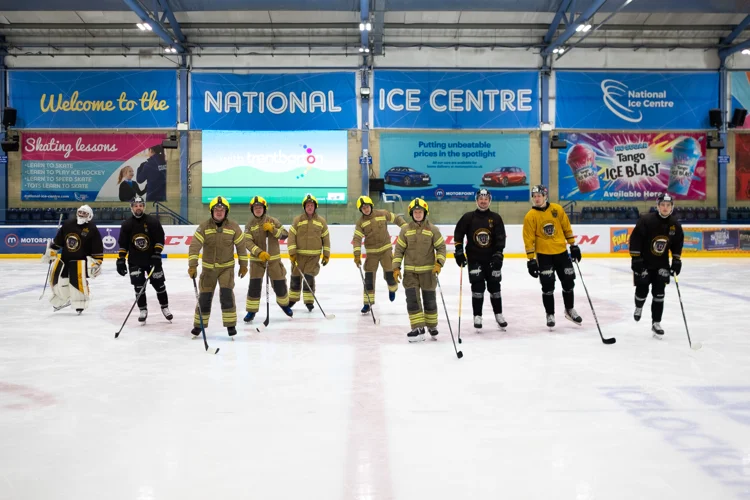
[
  {"x1": 298, "y1": 249, "x2": 322, "y2": 255},
  {"x1": 353, "y1": 229, "x2": 365, "y2": 237},
  {"x1": 422, "y1": 230, "x2": 433, "y2": 237},
  {"x1": 238, "y1": 255, "x2": 249, "y2": 262},
  {"x1": 234, "y1": 235, "x2": 244, "y2": 245},
  {"x1": 321, "y1": 231, "x2": 329, "y2": 238},
  {"x1": 312, "y1": 220, "x2": 324, "y2": 227},
  {"x1": 224, "y1": 229, "x2": 236, "y2": 235},
  {"x1": 365, "y1": 242, "x2": 393, "y2": 253},
  {"x1": 274, "y1": 228, "x2": 283, "y2": 239},
  {"x1": 194, "y1": 232, "x2": 205, "y2": 243},
  {"x1": 433, "y1": 236, "x2": 444, "y2": 246},
  {"x1": 322, "y1": 246, "x2": 330, "y2": 252},
  {"x1": 204, "y1": 229, "x2": 216, "y2": 235},
  {"x1": 287, "y1": 245, "x2": 297, "y2": 250},
  {"x1": 393, "y1": 257, "x2": 403, "y2": 265},
  {"x1": 405, "y1": 230, "x2": 417, "y2": 236},
  {"x1": 250, "y1": 225, "x2": 260, "y2": 231},
  {"x1": 188, "y1": 255, "x2": 199, "y2": 261},
  {"x1": 290, "y1": 226, "x2": 298, "y2": 234},
  {"x1": 397, "y1": 237, "x2": 407, "y2": 248},
  {"x1": 361, "y1": 220, "x2": 371, "y2": 227},
  {"x1": 436, "y1": 255, "x2": 446, "y2": 263},
  {"x1": 404, "y1": 265, "x2": 434, "y2": 272},
  {"x1": 297, "y1": 220, "x2": 308, "y2": 226},
  {"x1": 374, "y1": 216, "x2": 386, "y2": 221},
  {"x1": 389, "y1": 213, "x2": 396, "y2": 222}
]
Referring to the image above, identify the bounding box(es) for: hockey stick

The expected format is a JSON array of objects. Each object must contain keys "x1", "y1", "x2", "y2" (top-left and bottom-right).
[
  {"x1": 436, "y1": 275, "x2": 463, "y2": 359},
  {"x1": 255, "y1": 261, "x2": 271, "y2": 333},
  {"x1": 457, "y1": 265, "x2": 464, "y2": 344},
  {"x1": 114, "y1": 267, "x2": 155, "y2": 338},
  {"x1": 293, "y1": 259, "x2": 335, "y2": 319},
  {"x1": 192, "y1": 277, "x2": 220, "y2": 354},
  {"x1": 358, "y1": 265, "x2": 380, "y2": 325},
  {"x1": 673, "y1": 275, "x2": 702, "y2": 351},
  {"x1": 574, "y1": 261, "x2": 616, "y2": 345},
  {"x1": 40, "y1": 213, "x2": 64, "y2": 300}
]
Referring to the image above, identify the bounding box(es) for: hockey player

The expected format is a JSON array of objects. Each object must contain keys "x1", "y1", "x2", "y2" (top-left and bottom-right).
[
  {"x1": 628, "y1": 193, "x2": 684, "y2": 338},
  {"x1": 393, "y1": 199, "x2": 447, "y2": 342},
  {"x1": 243, "y1": 196, "x2": 293, "y2": 322},
  {"x1": 116, "y1": 195, "x2": 172, "y2": 323},
  {"x1": 522, "y1": 185, "x2": 582, "y2": 328},
  {"x1": 41, "y1": 205, "x2": 104, "y2": 314},
  {"x1": 351, "y1": 195, "x2": 407, "y2": 313},
  {"x1": 287, "y1": 194, "x2": 330, "y2": 311},
  {"x1": 188, "y1": 196, "x2": 248, "y2": 337},
  {"x1": 454, "y1": 188, "x2": 508, "y2": 330}
]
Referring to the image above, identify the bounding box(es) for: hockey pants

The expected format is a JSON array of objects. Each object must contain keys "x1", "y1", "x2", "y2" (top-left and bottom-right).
[
  {"x1": 634, "y1": 268, "x2": 668, "y2": 323},
  {"x1": 129, "y1": 264, "x2": 168, "y2": 310},
  {"x1": 537, "y1": 251, "x2": 576, "y2": 315},
  {"x1": 467, "y1": 259, "x2": 503, "y2": 316}
]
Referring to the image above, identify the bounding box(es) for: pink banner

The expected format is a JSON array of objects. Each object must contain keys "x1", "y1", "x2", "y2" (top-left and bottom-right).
[{"x1": 21, "y1": 132, "x2": 165, "y2": 161}]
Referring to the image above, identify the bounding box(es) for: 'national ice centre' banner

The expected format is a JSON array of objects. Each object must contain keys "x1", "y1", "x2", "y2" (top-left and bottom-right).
[
  {"x1": 558, "y1": 132, "x2": 707, "y2": 201},
  {"x1": 21, "y1": 133, "x2": 168, "y2": 202},
  {"x1": 555, "y1": 72, "x2": 719, "y2": 130},
  {"x1": 190, "y1": 72, "x2": 358, "y2": 131},
  {"x1": 731, "y1": 71, "x2": 750, "y2": 129},
  {"x1": 8, "y1": 70, "x2": 177, "y2": 129},
  {"x1": 380, "y1": 132, "x2": 530, "y2": 202},
  {"x1": 374, "y1": 71, "x2": 539, "y2": 129}
]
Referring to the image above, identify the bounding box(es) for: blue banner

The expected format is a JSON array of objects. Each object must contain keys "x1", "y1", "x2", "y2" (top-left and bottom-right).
[
  {"x1": 8, "y1": 70, "x2": 177, "y2": 129},
  {"x1": 190, "y1": 72, "x2": 357, "y2": 130},
  {"x1": 555, "y1": 72, "x2": 719, "y2": 130},
  {"x1": 731, "y1": 71, "x2": 750, "y2": 129},
  {"x1": 374, "y1": 71, "x2": 539, "y2": 129},
  {"x1": 1, "y1": 226, "x2": 120, "y2": 255},
  {"x1": 380, "y1": 132, "x2": 530, "y2": 201}
]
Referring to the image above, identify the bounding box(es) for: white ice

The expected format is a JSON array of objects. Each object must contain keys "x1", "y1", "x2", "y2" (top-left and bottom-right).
[{"x1": 1, "y1": 257, "x2": 749, "y2": 500}]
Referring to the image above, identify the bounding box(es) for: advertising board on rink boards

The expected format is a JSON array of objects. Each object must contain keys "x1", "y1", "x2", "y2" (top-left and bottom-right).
[{"x1": 3, "y1": 224, "x2": 749, "y2": 257}]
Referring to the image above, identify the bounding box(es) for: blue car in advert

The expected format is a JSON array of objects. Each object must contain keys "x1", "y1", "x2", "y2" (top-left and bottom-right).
[{"x1": 384, "y1": 166, "x2": 431, "y2": 187}]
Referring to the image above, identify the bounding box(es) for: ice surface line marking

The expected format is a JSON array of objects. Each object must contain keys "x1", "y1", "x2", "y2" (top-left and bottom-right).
[{"x1": 0, "y1": 285, "x2": 42, "y2": 299}]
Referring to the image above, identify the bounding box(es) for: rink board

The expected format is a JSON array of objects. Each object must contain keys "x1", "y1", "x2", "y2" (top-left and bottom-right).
[{"x1": 1, "y1": 224, "x2": 749, "y2": 258}]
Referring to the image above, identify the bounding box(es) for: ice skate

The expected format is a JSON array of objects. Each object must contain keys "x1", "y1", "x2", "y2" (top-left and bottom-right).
[
  {"x1": 191, "y1": 327, "x2": 201, "y2": 336},
  {"x1": 243, "y1": 312, "x2": 255, "y2": 322},
  {"x1": 407, "y1": 328, "x2": 425, "y2": 342},
  {"x1": 360, "y1": 304, "x2": 370, "y2": 315},
  {"x1": 279, "y1": 305, "x2": 293, "y2": 317},
  {"x1": 138, "y1": 308, "x2": 148, "y2": 323},
  {"x1": 428, "y1": 327, "x2": 439, "y2": 340},
  {"x1": 474, "y1": 315, "x2": 482, "y2": 329},
  {"x1": 389, "y1": 291, "x2": 396, "y2": 302},
  {"x1": 546, "y1": 314, "x2": 555, "y2": 328},
  {"x1": 495, "y1": 313, "x2": 508, "y2": 328},
  {"x1": 161, "y1": 306, "x2": 173, "y2": 322},
  {"x1": 652, "y1": 322, "x2": 664, "y2": 339},
  {"x1": 306, "y1": 303, "x2": 314, "y2": 312},
  {"x1": 634, "y1": 307, "x2": 643, "y2": 322},
  {"x1": 227, "y1": 326, "x2": 237, "y2": 337},
  {"x1": 565, "y1": 308, "x2": 582, "y2": 325}
]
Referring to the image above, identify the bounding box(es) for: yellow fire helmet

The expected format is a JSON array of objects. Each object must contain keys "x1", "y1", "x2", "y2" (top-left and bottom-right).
[
  {"x1": 250, "y1": 195, "x2": 268, "y2": 213},
  {"x1": 209, "y1": 196, "x2": 230, "y2": 214},
  {"x1": 302, "y1": 193, "x2": 318, "y2": 210},
  {"x1": 408, "y1": 198, "x2": 429, "y2": 217},
  {"x1": 356, "y1": 195, "x2": 374, "y2": 212}
]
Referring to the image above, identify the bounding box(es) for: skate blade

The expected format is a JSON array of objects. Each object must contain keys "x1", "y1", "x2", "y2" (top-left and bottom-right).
[
  {"x1": 408, "y1": 335, "x2": 425, "y2": 343},
  {"x1": 564, "y1": 316, "x2": 582, "y2": 326},
  {"x1": 652, "y1": 333, "x2": 664, "y2": 340},
  {"x1": 691, "y1": 342, "x2": 703, "y2": 350}
]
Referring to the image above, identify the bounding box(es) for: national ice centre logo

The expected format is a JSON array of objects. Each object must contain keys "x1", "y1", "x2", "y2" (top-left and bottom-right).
[{"x1": 601, "y1": 79, "x2": 676, "y2": 124}]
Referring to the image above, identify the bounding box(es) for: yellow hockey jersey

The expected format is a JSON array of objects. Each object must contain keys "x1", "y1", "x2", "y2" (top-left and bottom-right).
[{"x1": 522, "y1": 202, "x2": 575, "y2": 258}]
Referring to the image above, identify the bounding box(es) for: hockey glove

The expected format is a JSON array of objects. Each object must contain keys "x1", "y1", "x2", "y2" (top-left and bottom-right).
[
  {"x1": 569, "y1": 245, "x2": 582, "y2": 263},
  {"x1": 116, "y1": 258, "x2": 128, "y2": 276},
  {"x1": 670, "y1": 257, "x2": 682, "y2": 276},
  {"x1": 354, "y1": 254, "x2": 362, "y2": 267},
  {"x1": 258, "y1": 251, "x2": 271, "y2": 262},
  {"x1": 433, "y1": 263, "x2": 442, "y2": 275},
  {"x1": 41, "y1": 241, "x2": 58, "y2": 264},
  {"x1": 150, "y1": 254, "x2": 163, "y2": 272},
  {"x1": 321, "y1": 255, "x2": 330, "y2": 266},
  {"x1": 188, "y1": 267, "x2": 197, "y2": 279},
  {"x1": 289, "y1": 254, "x2": 297, "y2": 266},
  {"x1": 238, "y1": 265, "x2": 248, "y2": 278},
  {"x1": 527, "y1": 259, "x2": 540, "y2": 278},
  {"x1": 454, "y1": 252, "x2": 467, "y2": 268},
  {"x1": 263, "y1": 222, "x2": 275, "y2": 233},
  {"x1": 393, "y1": 268, "x2": 401, "y2": 284},
  {"x1": 491, "y1": 252, "x2": 504, "y2": 270},
  {"x1": 87, "y1": 257, "x2": 102, "y2": 279},
  {"x1": 631, "y1": 257, "x2": 645, "y2": 274}
]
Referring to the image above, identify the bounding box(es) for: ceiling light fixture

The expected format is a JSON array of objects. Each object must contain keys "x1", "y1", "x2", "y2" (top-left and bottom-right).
[{"x1": 136, "y1": 23, "x2": 146, "y2": 31}]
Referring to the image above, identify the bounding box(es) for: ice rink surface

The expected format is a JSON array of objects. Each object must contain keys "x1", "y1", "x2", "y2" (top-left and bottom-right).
[{"x1": 0, "y1": 257, "x2": 748, "y2": 500}]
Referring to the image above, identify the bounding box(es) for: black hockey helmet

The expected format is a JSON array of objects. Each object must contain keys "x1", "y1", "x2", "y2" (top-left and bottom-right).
[
  {"x1": 656, "y1": 193, "x2": 674, "y2": 218},
  {"x1": 130, "y1": 195, "x2": 146, "y2": 218}
]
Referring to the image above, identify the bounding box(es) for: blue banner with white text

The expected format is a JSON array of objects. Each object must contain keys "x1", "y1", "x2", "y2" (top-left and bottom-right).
[
  {"x1": 374, "y1": 71, "x2": 539, "y2": 129},
  {"x1": 190, "y1": 72, "x2": 358, "y2": 130},
  {"x1": 8, "y1": 70, "x2": 177, "y2": 129},
  {"x1": 555, "y1": 72, "x2": 719, "y2": 130}
]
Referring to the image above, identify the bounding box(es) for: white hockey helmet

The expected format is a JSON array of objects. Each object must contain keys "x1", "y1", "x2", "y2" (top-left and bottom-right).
[{"x1": 77, "y1": 205, "x2": 94, "y2": 225}]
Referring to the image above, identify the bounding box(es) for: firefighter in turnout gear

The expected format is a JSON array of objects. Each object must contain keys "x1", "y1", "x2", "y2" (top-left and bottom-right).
[
  {"x1": 243, "y1": 196, "x2": 293, "y2": 322},
  {"x1": 117, "y1": 196, "x2": 172, "y2": 323},
  {"x1": 352, "y1": 195, "x2": 408, "y2": 314},
  {"x1": 522, "y1": 185, "x2": 582, "y2": 328},
  {"x1": 41, "y1": 205, "x2": 104, "y2": 314},
  {"x1": 188, "y1": 196, "x2": 248, "y2": 337},
  {"x1": 393, "y1": 198, "x2": 447, "y2": 342},
  {"x1": 287, "y1": 194, "x2": 330, "y2": 311}
]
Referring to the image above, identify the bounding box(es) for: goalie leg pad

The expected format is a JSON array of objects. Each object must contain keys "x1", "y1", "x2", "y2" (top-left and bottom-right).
[{"x1": 68, "y1": 260, "x2": 90, "y2": 311}]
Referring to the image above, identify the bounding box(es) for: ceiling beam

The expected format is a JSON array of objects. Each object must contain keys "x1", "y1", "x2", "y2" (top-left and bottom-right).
[
  {"x1": 122, "y1": 0, "x2": 186, "y2": 53},
  {"x1": 720, "y1": 14, "x2": 750, "y2": 46},
  {"x1": 372, "y1": 0, "x2": 385, "y2": 55},
  {"x1": 542, "y1": 0, "x2": 609, "y2": 56},
  {"x1": 156, "y1": 0, "x2": 186, "y2": 43},
  {"x1": 719, "y1": 37, "x2": 750, "y2": 59},
  {"x1": 544, "y1": 0, "x2": 572, "y2": 44}
]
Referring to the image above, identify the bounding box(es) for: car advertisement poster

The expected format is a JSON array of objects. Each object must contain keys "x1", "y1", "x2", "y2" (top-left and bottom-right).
[
  {"x1": 379, "y1": 132, "x2": 530, "y2": 202},
  {"x1": 557, "y1": 132, "x2": 707, "y2": 201}
]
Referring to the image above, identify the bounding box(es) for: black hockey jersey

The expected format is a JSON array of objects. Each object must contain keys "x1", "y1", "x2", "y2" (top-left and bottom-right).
[
  {"x1": 52, "y1": 218, "x2": 104, "y2": 264},
  {"x1": 629, "y1": 212, "x2": 684, "y2": 269},
  {"x1": 453, "y1": 209, "x2": 506, "y2": 262},
  {"x1": 118, "y1": 214, "x2": 165, "y2": 265}
]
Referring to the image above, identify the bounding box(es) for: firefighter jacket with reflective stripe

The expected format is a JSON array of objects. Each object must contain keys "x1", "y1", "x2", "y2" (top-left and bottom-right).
[
  {"x1": 188, "y1": 218, "x2": 248, "y2": 270},
  {"x1": 393, "y1": 220, "x2": 446, "y2": 273},
  {"x1": 288, "y1": 213, "x2": 330, "y2": 258},
  {"x1": 244, "y1": 215, "x2": 288, "y2": 263},
  {"x1": 352, "y1": 209, "x2": 407, "y2": 255}
]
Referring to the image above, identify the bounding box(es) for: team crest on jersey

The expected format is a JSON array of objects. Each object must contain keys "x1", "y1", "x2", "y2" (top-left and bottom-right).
[
  {"x1": 651, "y1": 236, "x2": 669, "y2": 256},
  {"x1": 543, "y1": 222, "x2": 556, "y2": 237},
  {"x1": 133, "y1": 233, "x2": 151, "y2": 251},
  {"x1": 669, "y1": 225, "x2": 675, "y2": 236},
  {"x1": 551, "y1": 209, "x2": 558, "y2": 218},
  {"x1": 488, "y1": 219, "x2": 493, "y2": 228},
  {"x1": 66, "y1": 233, "x2": 81, "y2": 252},
  {"x1": 473, "y1": 228, "x2": 492, "y2": 248}
]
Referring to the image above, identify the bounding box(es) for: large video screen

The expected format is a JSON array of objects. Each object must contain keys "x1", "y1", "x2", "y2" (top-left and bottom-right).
[{"x1": 201, "y1": 130, "x2": 348, "y2": 205}]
